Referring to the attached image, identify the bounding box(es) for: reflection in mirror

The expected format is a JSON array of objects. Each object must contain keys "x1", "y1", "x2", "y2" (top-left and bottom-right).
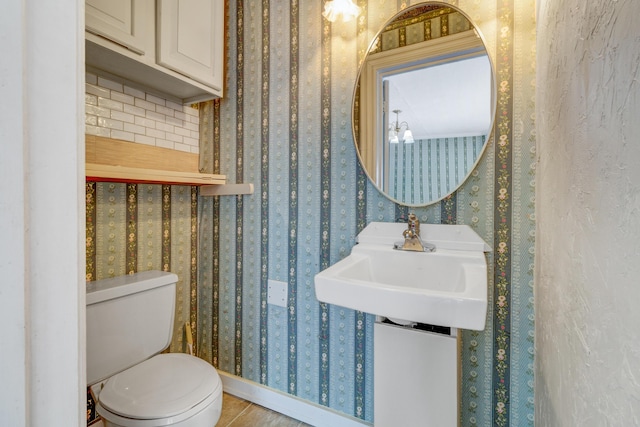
[{"x1": 354, "y1": 3, "x2": 496, "y2": 207}]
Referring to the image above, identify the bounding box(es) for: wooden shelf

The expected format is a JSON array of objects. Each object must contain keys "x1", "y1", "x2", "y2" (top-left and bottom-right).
[
  {"x1": 85, "y1": 135, "x2": 226, "y2": 186},
  {"x1": 86, "y1": 163, "x2": 226, "y2": 185}
]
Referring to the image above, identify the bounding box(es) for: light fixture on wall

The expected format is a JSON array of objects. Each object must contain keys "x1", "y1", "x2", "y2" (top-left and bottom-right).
[
  {"x1": 389, "y1": 109, "x2": 414, "y2": 144},
  {"x1": 322, "y1": 0, "x2": 361, "y2": 22}
]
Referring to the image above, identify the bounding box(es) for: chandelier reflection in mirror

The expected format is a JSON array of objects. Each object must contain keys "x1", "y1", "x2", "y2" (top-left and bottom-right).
[
  {"x1": 322, "y1": 0, "x2": 361, "y2": 22},
  {"x1": 388, "y1": 109, "x2": 414, "y2": 144}
]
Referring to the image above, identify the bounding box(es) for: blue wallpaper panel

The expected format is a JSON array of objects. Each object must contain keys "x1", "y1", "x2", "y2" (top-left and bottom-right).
[{"x1": 196, "y1": 0, "x2": 537, "y2": 425}]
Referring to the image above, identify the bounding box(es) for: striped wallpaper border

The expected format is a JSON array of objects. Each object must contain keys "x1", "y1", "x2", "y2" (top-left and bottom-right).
[
  {"x1": 287, "y1": 0, "x2": 300, "y2": 397},
  {"x1": 493, "y1": 0, "x2": 514, "y2": 424},
  {"x1": 259, "y1": 0, "x2": 271, "y2": 386},
  {"x1": 318, "y1": 5, "x2": 332, "y2": 406},
  {"x1": 234, "y1": 0, "x2": 245, "y2": 378}
]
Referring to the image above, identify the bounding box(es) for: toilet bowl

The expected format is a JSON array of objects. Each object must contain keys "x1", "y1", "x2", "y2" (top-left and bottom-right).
[
  {"x1": 87, "y1": 271, "x2": 222, "y2": 427},
  {"x1": 94, "y1": 353, "x2": 222, "y2": 427}
]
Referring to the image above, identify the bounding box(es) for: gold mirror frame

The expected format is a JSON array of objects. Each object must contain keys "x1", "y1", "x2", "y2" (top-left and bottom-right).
[{"x1": 353, "y1": 2, "x2": 497, "y2": 207}]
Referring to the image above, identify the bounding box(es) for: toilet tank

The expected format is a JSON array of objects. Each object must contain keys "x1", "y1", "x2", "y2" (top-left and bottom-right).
[{"x1": 86, "y1": 270, "x2": 178, "y2": 385}]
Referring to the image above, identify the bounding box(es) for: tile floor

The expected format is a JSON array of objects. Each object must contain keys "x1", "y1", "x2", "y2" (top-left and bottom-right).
[{"x1": 218, "y1": 392, "x2": 312, "y2": 427}]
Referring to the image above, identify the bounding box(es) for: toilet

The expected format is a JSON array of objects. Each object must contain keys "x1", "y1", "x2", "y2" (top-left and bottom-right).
[{"x1": 87, "y1": 270, "x2": 222, "y2": 427}]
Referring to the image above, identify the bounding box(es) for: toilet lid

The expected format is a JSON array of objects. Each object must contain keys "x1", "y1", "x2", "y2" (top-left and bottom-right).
[{"x1": 99, "y1": 353, "x2": 220, "y2": 419}]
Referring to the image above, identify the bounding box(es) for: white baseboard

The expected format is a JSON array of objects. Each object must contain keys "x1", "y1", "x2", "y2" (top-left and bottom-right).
[{"x1": 219, "y1": 371, "x2": 371, "y2": 427}]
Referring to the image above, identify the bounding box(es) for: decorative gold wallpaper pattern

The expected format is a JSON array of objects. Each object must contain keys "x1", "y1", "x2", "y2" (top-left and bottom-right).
[
  {"x1": 194, "y1": 0, "x2": 536, "y2": 426},
  {"x1": 86, "y1": 182, "x2": 199, "y2": 354}
]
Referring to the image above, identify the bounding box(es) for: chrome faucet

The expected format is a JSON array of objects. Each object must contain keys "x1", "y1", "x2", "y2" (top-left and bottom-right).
[{"x1": 393, "y1": 214, "x2": 436, "y2": 252}]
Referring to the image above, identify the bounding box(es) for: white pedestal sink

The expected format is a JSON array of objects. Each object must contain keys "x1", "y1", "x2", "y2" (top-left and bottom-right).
[
  {"x1": 314, "y1": 222, "x2": 491, "y2": 427},
  {"x1": 314, "y1": 221, "x2": 491, "y2": 330}
]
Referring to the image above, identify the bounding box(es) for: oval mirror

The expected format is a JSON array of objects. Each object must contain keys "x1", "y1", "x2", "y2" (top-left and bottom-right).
[{"x1": 354, "y1": 2, "x2": 496, "y2": 207}]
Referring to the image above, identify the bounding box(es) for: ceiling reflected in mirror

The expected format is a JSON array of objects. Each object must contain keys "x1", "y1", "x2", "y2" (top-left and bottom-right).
[{"x1": 385, "y1": 55, "x2": 492, "y2": 141}]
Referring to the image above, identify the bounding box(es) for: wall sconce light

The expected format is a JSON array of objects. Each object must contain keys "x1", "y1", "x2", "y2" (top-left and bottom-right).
[
  {"x1": 389, "y1": 109, "x2": 414, "y2": 144},
  {"x1": 322, "y1": 0, "x2": 361, "y2": 22}
]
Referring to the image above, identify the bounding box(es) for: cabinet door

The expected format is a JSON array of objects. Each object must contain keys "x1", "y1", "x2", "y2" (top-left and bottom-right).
[
  {"x1": 86, "y1": 0, "x2": 149, "y2": 55},
  {"x1": 157, "y1": 0, "x2": 224, "y2": 92}
]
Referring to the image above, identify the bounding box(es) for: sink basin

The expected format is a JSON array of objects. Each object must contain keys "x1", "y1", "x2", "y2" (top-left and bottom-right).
[{"x1": 314, "y1": 222, "x2": 490, "y2": 330}]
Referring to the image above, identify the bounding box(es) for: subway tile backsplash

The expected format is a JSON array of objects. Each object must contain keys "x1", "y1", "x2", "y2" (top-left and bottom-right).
[{"x1": 85, "y1": 72, "x2": 199, "y2": 154}]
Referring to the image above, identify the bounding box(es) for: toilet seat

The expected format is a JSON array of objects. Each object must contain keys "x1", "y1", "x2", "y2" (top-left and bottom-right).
[{"x1": 97, "y1": 353, "x2": 221, "y2": 426}]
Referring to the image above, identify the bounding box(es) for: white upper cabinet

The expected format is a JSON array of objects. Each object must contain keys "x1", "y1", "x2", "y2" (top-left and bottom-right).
[
  {"x1": 85, "y1": 0, "x2": 223, "y2": 103},
  {"x1": 157, "y1": 0, "x2": 224, "y2": 92},
  {"x1": 86, "y1": 0, "x2": 150, "y2": 55}
]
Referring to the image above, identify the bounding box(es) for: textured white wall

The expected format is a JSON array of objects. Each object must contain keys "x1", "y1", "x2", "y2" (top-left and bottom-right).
[
  {"x1": 0, "y1": 2, "x2": 28, "y2": 423},
  {"x1": 0, "y1": 0, "x2": 84, "y2": 425},
  {"x1": 536, "y1": 1, "x2": 640, "y2": 425}
]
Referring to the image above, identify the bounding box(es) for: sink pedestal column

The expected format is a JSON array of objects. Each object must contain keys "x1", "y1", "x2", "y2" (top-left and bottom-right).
[{"x1": 374, "y1": 320, "x2": 458, "y2": 426}]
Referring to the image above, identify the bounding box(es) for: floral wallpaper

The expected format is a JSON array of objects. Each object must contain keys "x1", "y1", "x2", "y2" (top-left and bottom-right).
[
  {"x1": 86, "y1": 182, "x2": 199, "y2": 354},
  {"x1": 196, "y1": 0, "x2": 536, "y2": 426}
]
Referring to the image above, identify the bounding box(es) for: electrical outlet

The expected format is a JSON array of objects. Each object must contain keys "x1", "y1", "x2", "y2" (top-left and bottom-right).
[{"x1": 267, "y1": 279, "x2": 288, "y2": 307}]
